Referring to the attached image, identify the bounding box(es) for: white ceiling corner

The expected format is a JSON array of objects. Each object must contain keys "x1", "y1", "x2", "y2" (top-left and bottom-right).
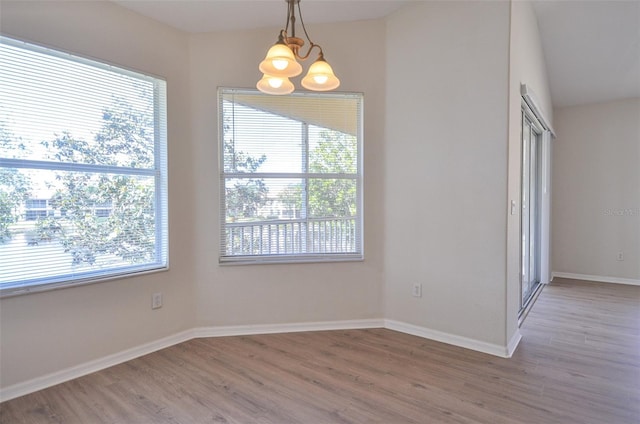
[{"x1": 532, "y1": 0, "x2": 640, "y2": 108}]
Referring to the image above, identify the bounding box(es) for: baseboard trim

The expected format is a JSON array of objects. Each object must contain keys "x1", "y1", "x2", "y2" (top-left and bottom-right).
[
  {"x1": 506, "y1": 330, "x2": 522, "y2": 358},
  {"x1": 0, "y1": 319, "x2": 384, "y2": 402},
  {"x1": 552, "y1": 272, "x2": 640, "y2": 286},
  {"x1": 0, "y1": 329, "x2": 196, "y2": 403},
  {"x1": 384, "y1": 319, "x2": 513, "y2": 358},
  {"x1": 2, "y1": 317, "x2": 519, "y2": 402},
  {"x1": 192, "y1": 319, "x2": 385, "y2": 338}
]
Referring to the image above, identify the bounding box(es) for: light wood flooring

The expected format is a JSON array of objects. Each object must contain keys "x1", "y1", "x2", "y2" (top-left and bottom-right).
[{"x1": 1, "y1": 278, "x2": 639, "y2": 423}]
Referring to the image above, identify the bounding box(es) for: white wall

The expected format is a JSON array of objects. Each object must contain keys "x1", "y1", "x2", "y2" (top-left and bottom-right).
[
  {"x1": 552, "y1": 98, "x2": 640, "y2": 283},
  {"x1": 506, "y1": 0, "x2": 553, "y2": 339},
  {"x1": 0, "y1": 0, "x2": 556, "y2": 394},
  {"x1": 384, "y1": 1, "x2": 511, "y2": 348},
  {"x1": 188, "y1": 20, "x2": 386, "y2": 327},
  {"x1": 0, "y1": 1, "x2": 196, "y2": 388},
  {"x1": 0, "y1": 2, "x2": 387, "y2": 393}
]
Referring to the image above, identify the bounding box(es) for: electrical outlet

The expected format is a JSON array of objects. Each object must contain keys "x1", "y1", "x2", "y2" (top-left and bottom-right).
[
  {"x1": 617, "y1": 252, "x2": 624, "y2": 261},
  {"x1": 152, "y1": 292, "x2": 163, "y2": 309},
  {"x1": 412, "y1": 283, "x2": 422, "y2": 298}
]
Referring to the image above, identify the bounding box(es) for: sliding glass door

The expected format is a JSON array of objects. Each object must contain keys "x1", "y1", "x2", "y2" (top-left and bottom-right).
[{"x1": 521, "y1": 109, "x2": 543, "y2": 312}]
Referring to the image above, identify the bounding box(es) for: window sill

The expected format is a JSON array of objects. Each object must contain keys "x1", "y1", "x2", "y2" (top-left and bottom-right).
[
  {"x1": 219, "y1": 254, "x2": 364, "y2": 266},
  {"x1": 0, "y1": 265, "x2": 169, "y2": 298}
]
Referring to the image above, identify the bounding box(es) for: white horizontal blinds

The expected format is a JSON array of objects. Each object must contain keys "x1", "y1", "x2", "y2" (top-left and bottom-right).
[
  {"x1": 154, "y1": 79, "x2": 169, "y2": 274},
  {"x1": 0, "y1": 36, "x2": 168, "y2": 295},
  {"x1": 219, "y1": 88, "x2": 363, "y2": 263}
]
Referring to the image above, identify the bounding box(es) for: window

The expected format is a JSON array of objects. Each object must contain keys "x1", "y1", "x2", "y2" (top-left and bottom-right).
[
  {"x1": 0, "y1": 37, "x2": 168, "y2": 296},
  {"x1": 219, "y1": 88, "x2": 363, "y2": 263}
]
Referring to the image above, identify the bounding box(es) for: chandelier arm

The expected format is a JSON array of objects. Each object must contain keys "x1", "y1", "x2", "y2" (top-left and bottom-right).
[
  {"x1": 296, "y1": 0, "x2": 315, "y2": 46},
  {"x1": 292, "y1": 43, "x2": 323, "y2": 61}
]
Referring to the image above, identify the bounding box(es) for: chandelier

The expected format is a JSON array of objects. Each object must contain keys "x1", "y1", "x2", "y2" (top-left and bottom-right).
[{"x1": 257, "y1": 0, "x2": 340, "y2": 95}]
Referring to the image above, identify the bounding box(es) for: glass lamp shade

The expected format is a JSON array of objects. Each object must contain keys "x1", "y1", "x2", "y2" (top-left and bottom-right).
[
  {"x1": 259, "y1": 43, "x2": 303, "y2": 78},
  {"x1": 256, "y1": 74, "x2": 295, "y2": 95},
  {"x1": 301, "y1": 58, "x2": 340, "y2": 91}
]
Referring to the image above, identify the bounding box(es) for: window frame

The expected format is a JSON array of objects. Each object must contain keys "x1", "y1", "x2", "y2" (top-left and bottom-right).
[
  {"x1": 218, "y1": 88, "x2": 364, "y2": 265},
  {"x1": 0, "y1": 36, "x2": 169, "y2": 297}
]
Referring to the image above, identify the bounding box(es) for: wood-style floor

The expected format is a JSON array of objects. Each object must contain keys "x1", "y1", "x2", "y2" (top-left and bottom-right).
[{"x1": 1, "y1": 278, "x2": 639, "y2": 423}]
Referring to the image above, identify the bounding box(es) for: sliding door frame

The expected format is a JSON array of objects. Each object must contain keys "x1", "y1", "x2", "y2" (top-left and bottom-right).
[{"x1": 518, "y1": 86, "x2": 554, "y2": 322}]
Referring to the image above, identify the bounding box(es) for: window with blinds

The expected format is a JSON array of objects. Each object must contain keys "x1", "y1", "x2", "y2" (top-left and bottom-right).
[
  {"x1": 219, "y1": 88, "x2": 363, "y2": 263},
  {"x1": 0, "y1": 36, "x2": 168, "y2": 296}
]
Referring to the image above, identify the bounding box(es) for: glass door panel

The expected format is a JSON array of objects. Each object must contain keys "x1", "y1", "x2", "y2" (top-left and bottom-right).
[{"x1": 521, "y1": 111, "x2": 542, "y2": 312}]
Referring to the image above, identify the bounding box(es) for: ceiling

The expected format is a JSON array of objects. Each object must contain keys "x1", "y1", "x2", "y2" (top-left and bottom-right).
[
  {"x1": 113, "y1": 0, "x2": 409, "y2": 32},
  {"x1": 532, "y1": 0, "x2": 640, "y2": 107},
  {"x1": 113, "y1": 0, "x2": 640, "y2": 108}
]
